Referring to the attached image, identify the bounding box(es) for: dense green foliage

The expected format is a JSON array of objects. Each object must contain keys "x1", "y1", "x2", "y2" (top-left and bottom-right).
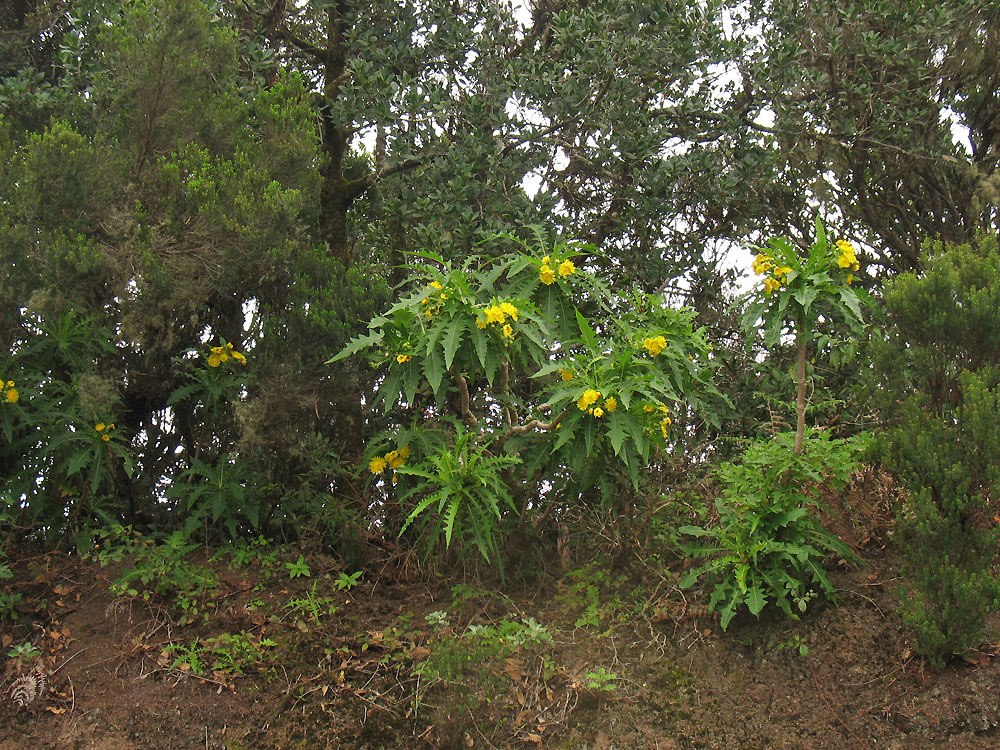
[
  {"x1": 872, "y1": 236, "x2": 1000, "y2": 666},
  {"x1": 680, "y1": 430, "x2": 866, "y2": 630},
  {"x1": 332, "y1": 232, "x2": 722, "y2": 567},
  {"x1": 0, "y1": 1, "x2": 998, "y2": 668}
]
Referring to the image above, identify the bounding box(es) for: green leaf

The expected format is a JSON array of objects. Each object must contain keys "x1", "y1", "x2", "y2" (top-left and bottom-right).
[
  {"x1": 607, "y1": 413, "x2": 626, "y2": 456},
  {"x1": 442, "y1": 316, "x2": 468, "y2": 370},
  {"x1": 327, "y1": 330, "x2": 384, "y2": 363},
  {"x1": 575, "y1": 308, "x2": 597, "y2": 350},
  {"x1": 718, "y1": 590, "x2": 740, "y2": 631},
  {"x1": 424, "y1": 348, "x2": 445, "y2": 397},
  {"x1": 792, "y1": 285, "x2": 818, "y2": 314},
  {"x1": 470, "y1": 325, "x2": 487, "y2": 368},
  {"x1": 746, "y1": 586, "x2": 766, "y2": 616},
  {"x1": 838, "y1": 287, "x2": 864, "y2": 324}
]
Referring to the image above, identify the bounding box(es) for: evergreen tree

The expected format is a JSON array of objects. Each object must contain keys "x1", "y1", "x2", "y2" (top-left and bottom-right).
[{"x1": 872, "y1": 235, "x2": 1000, "y2": 666}]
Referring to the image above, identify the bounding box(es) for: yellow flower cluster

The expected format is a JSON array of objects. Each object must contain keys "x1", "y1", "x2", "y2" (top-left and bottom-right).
[
  {"x1": 835, "y1": 240, "x2": 860, "y2": 282},
  {"x1": 538, "y1": 255, "x2": 576, "y2": 285},
  {"x1": 369, "y1": 445, "x2": 411, "y2": 475},
  {"x1": 576, "y1": 389, "x2": 616, "y2": 417},
  {"x1": 477, "y1": 302, "x2": 518, "y2": 339},
  {"x1": 95, "y1": 422, "x2": 117, "y2": 442},
  {"x1": 576, "y1": 388, "x2": 602, "y2": 411},
  {"x1": 208, "y1": 341, "x2": 248, "y2": 368},
  {"x1": 753, "y1": 253, "x2": 792, "y2": 296},
  {"x1": 643, "y1": 335, "x2": 667, "y2": 356},
  {"x1": 421, "y1": 281, "x2": 448, "y2": 320},
  {"x1": 643, "y1": 403, "x2": 672, "y2": 438},
  {"x1": 3, "y1": 380, "x2": 18, "y2": 403},
  {"x1": 396, "y1": 354, "x2": 412, "y2": 364}
]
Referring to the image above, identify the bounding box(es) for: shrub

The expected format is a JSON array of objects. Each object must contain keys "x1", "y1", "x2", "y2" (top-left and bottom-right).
[
  {"x1": 330, "y1": 228, "x2": 723, "y2": 568},
  {"x1": 872, "y1": 235, "x2": 1000, "y2": 666}
]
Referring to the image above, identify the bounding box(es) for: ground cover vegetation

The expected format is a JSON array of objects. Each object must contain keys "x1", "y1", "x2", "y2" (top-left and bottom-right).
[{"x1": 2, "y1": 0, "x2": 1000, "y2": 746}]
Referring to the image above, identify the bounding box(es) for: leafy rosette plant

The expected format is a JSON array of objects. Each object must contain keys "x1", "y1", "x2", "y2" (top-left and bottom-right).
[
  {"x1": 330, "y1": 229, "x2": 721, "y2": 566},
  {"x1": 679, "y1": 430, "x2": 866, "y2": 630}
]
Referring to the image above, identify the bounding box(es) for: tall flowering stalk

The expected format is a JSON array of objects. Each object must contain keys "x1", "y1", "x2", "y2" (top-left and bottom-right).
[{"x1": 742, "y1": 217, "x2": 866, "y2": 453}]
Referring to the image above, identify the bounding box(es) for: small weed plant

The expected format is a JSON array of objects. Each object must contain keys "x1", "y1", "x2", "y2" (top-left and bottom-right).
[
  {"x1": 163, "y1": 632, "x2": 276, "y2": 676},
  {"x1": 582, "y1": 666, "x2": 618, "y2": 692},
  {"x1": 285, "y1": 555, "x2": 311, "y2": 578},
  {"x1": 87, "y1": 526, "x2": 217, "y2": 624},
  {"x1": 284, "y1": 581, "x2": 339, "y2": 624}
]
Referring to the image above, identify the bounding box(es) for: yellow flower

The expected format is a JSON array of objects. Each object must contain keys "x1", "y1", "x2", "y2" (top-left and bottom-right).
[
  {"x1": 429, "y1": 281, "x2": 443, "y2": 289},
  {"x1": 424, "y1": 310, "x2": 432, "y2": 319},
  {"x1": 476, "y1": 316, "x2": 487, "y2": 329},
  {"x1": 219, "y1": 352, "x2": 230, "y2": 363},
  {"x1": 208, "y1": 354, "x2": 221, "y2": 367},
  {"x1": 604, "y1": 396, "x2": 617, "y2": 412},
  {"x1": 660, "y1": 417, "x2": 672, "y2": 439},
  {"x1": 773, "y1": 265, "x2": 792, "y2": 280},
  {"x1": 836, "y1": 239, "x2": 858, "y2": 269},
  {"x1": 539, "y1": 264, "x2": 556, "y2": 285},
  {"x1": 659, "y1": 405, "x2": 669, "y2": 413},
  {"x1": 101, "y1": 434, "x2": 110, "y2": 442},
  {"x1": 392, "y1": 474, "x2": 398, "y2": 485},
  {"x1": 109, "y1": 424, "x2": 115, "y2": 430},
  {"x1": 541, "y1": 255, "x2": 550, "y2": 264},
  {"x1": 502, "y1": 323, "x2": 513, "y2": 339},
  {"x1": 95, "y1": 423, "x2": 106, "y2": 432},
  {"x1": 369, "y1": 456, "x2": 387, "y2": 474},
  {"x1": 4, "y1": 388, "x2": 17, "y2": 403},
  {"x1": 592, "y1": 407, "x2": 604, "y2": 418},
  {"x1": 643, "y1": 404, "x2": 655, "y2": 413},
  {"x1": 232, "y1": 351, "x2": 247, "y2": 365},
  {"x1": 499, "y1": 302, "x2": 519, "y2": 321},
  {"x1": 643, "y1": 335, "x2": 667, "y2": 356},
  {"x1": 210, "y1": 346, "x2": 225, "y2": 355},
  {"x1": 576, "y1": 388, "x2": 602, "y2": 410},
  {"x1": 763, "y1": 277, "x2": 782, "y2": 295},
  {"x1": 6, "y1": 380, "x2": 13, "y2": 387},
  {"x1": 558, "y1": 368, "x2": 573, "y2": 382},
  {"x1": 399, "y1": 445, "x2": 411, "y2": 460},
  {"x1": 752, "y1": 253, "x2": 773, "y2": 275},
  {"x1": 485, "y1": 305, "x2": 506, "y2": 325},
  {"x1": 226, "y1": 342, "x2": 234, "y2": 350},
  {"x1": 385, "y1": 450, "x2": 403, "y2": 468},
  {"x1": 847, "y1": 273, "x2": 854, "y2": 284},
  {"x1": 421, "y1": 297, "x2": 429, "y2": 304},
  {"x1": 558, "y1": 259, "x2": 576, "y2": 277},
  {"x1": 396, "y1": 354, "x2": 412, "y2": 364}
]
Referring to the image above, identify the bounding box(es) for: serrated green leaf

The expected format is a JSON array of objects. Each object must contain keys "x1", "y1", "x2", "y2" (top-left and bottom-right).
[
  {"x1": 442, "y1": 316, "x2": 468, "y2": 370},
  {"x1": 424, "y1": 348, "x2": 445, "y2": 397},
  {"x1": 327, "y1": 330, "x2": 384, "y2": 363}
]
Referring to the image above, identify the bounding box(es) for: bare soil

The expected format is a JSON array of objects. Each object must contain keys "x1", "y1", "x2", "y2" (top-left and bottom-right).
[{"x1": 3, "y1": 484, "x2": 1000, "y2": 749}]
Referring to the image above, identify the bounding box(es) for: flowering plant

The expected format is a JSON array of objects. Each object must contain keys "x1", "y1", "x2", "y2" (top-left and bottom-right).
[
  {"x1": 330, "y1": 228, "x2": 721, "y2": 565},
  {"x1": 741, "y1": 217, "x2": 867, "y2": 453}
]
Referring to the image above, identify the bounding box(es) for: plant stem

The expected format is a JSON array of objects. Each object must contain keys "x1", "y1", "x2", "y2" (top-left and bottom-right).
[{"x1": 794, "y1": 325, "x2": 807, "y2": 455}]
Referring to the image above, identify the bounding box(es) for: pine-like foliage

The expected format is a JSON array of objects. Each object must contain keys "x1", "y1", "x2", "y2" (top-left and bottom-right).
[{"x1": 872, "y1": 235, "x2": 1000, "y2": 667}]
